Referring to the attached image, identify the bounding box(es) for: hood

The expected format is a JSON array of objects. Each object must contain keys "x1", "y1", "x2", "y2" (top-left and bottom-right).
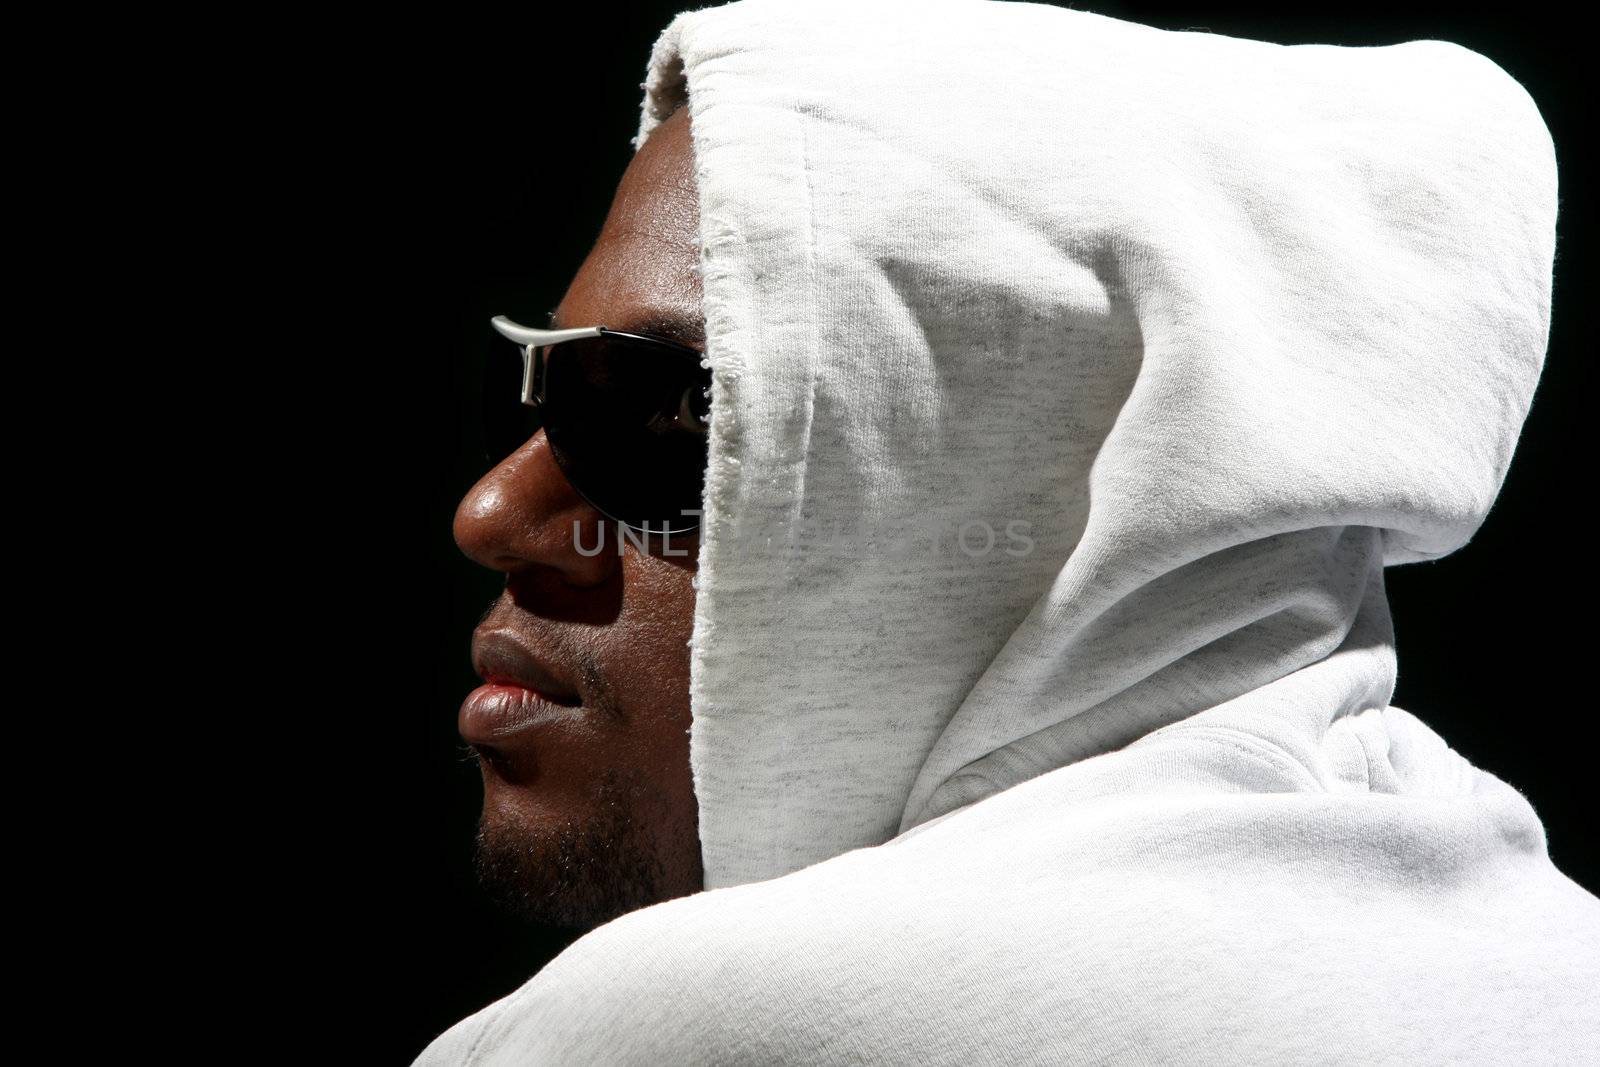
[{"x1": 635, "y1": 0, "x2": 1557, "y2": 890}]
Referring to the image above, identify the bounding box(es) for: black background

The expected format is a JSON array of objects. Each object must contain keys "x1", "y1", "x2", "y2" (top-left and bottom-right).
[{"x1": 319, "y1": 4, "x2": 1595, "y2": 1061}]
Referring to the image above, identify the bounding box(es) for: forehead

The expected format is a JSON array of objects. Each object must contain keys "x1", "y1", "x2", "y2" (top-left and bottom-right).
[{"x1": 556, "y1": 108, "x2": 703, "y2": 345}]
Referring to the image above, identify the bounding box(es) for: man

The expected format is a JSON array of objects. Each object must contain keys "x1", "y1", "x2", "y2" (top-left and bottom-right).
[
  {"x1": 453, "y1": 95, "x2": 706, "y2": 934},
  {"x1": 426, "y1": 1, "x2": 1599, "y2": 1062}
]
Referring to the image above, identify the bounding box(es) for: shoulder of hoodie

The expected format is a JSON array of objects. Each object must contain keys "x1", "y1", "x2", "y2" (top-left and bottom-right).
[
  {"x1": 413, "y1": 811, "x2": 1152, "y2": 1066},
  {"x1": 410, "y1": 847, "x2": 929, "y2": 1067},
  {"x1": 414, "y1": 765, "x2": 1600, "y2": 1066}
]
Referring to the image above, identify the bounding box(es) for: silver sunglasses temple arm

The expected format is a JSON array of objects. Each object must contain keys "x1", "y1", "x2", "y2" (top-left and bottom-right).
[
  {"x1": 490, "y1": 316, "x2": 608, "y2": 409},
  {"x1": 490, "y1": 315, "x2": 605, "y2": 347}
]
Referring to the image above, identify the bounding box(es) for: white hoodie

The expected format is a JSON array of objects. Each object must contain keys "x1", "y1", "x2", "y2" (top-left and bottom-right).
[{"x1": 419, "y1": 1, "x2": 1599, "y2": 1062}]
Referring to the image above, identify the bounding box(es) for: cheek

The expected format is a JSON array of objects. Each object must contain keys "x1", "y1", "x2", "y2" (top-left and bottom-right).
[
  {"x1": 596, "y1": 549, "x2": 698, "y2": 751},
  {"x1": 627, "y1": 547, "x2": 697, "y2": 657}
]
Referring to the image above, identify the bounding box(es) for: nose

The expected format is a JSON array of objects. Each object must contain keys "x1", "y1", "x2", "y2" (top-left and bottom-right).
[{"x1": 453, "y1": 432, "x2": 616, "y2": 587}]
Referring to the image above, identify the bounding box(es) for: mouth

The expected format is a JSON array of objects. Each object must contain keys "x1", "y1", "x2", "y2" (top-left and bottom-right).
[{"x1": 461, "y1": 628, "x2": 585, "y2": 746}]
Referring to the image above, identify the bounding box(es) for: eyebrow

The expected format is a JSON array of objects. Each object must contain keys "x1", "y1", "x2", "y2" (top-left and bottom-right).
[{"x1": 548, "y1": 307, "x2": 705, "y2": 351}]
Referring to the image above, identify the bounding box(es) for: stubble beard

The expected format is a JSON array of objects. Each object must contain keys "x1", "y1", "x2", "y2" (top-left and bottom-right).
[{"x1": 472, "y1": 765, "x2": 674, "y2": 933}]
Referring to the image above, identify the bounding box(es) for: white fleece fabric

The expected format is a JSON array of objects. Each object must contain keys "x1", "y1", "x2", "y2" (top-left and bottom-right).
[{"x1": 419, "y1": 1, "x2": 1598, "y2": 1062}]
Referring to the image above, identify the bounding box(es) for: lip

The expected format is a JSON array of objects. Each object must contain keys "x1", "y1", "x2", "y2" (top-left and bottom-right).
[
  {"x1": 471, "y1": 628, "x2": 582, "y2": 702},
  {"x1": 462, "y1": 628, "x2": 584, "y2": 745},
  {"x1": 460, "y1": 683, "x2": 583, "y2": 744}
]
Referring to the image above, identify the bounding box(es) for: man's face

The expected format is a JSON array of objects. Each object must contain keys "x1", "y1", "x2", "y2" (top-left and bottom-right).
[{"x1": 453, "y1": 106, "x2": 704, "y2": 931}]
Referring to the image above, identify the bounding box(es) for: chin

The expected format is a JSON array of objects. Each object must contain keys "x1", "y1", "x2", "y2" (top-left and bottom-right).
[{"x1": 473, "y1": 766, "x2": 673, "y2": 932}]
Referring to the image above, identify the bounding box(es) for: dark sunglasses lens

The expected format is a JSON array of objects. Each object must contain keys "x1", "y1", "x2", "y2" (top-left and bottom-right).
[
  {"x1": 542, "y1": 335, "x2": 711, "y2": 532},
  {"x1": 482, "y1": 345, "x2": 542, "y2": 465}
]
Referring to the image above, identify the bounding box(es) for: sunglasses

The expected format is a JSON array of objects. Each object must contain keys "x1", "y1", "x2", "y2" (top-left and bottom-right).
[{"x1": 483, "y1": 315, "x2": 712, "y2": 535}]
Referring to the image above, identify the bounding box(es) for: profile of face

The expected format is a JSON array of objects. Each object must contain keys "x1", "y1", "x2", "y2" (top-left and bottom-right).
[{"x1": 452, "y1": 106, "x2": 705, "y2": 931}]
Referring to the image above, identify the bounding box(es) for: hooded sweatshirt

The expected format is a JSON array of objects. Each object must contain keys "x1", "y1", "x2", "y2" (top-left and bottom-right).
[{"x1": 419, "y1": 1, "x2": 1599, "y2": 1062}]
